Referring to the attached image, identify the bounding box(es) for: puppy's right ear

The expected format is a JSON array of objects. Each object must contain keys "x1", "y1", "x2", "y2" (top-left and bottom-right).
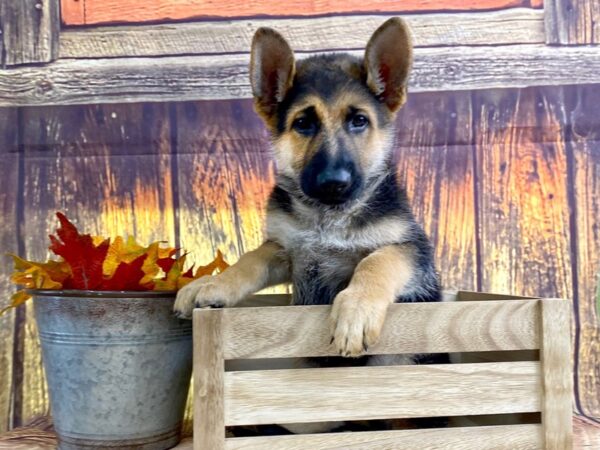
[{"x1": 250, "y1": 28, "x2": 295, "y2": 123}]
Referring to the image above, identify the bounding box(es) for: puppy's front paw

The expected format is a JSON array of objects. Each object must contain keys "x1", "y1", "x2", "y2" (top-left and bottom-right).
[
  {"x1": 173, "y1": 275, "x2": 237, "y2": 319},
  {"x1": 330, "y1": 289, "x2": 389, "y2": 357}
]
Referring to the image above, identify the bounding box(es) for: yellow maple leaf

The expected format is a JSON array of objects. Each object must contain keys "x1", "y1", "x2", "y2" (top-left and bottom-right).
[
  {"x1": 154, "y1": 254, "x2": 187, "y2": 291},
  {"x1": 9, "y1": 255, "x2": 70, "y2": 288},
  {"x1": 4, "y1": 255, "x2": 70, "y2": 315},
  {"x1": 0, "y1": 291, "x2": 31, "y2": 316},
  {"x1": 103, "y1": 236, "x2": 147, "y2": 277}
]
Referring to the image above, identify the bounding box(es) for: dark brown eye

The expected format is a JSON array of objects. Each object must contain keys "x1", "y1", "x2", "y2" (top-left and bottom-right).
[
  {"x1": 349, "y1": 114, "x2": 369, "y2": 132},
  {"x1": 292, "y1": 116, "x2": 318, "y2": 135}
]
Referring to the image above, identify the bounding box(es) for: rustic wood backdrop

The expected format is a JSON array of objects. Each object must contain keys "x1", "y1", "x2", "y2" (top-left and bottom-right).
[{"x1": 0, "y1": 0, "x2": 599, "y2": 440}]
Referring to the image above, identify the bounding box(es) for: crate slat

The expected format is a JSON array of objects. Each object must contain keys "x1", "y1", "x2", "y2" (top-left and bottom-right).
[
  {"x1": 221, "y1": 300, "x2": 540, "y2": 359},
  {"x1": 223, "y1": 362, "x2": 542, "y2": 426},
  {"x1": 224, "y1": 424, "x2": 543, "y2": 450}
]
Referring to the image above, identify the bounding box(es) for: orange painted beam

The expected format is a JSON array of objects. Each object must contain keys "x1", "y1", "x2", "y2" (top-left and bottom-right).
[
  {"x1": 61, "y1": 0, "x2": 85, "y2": 25},
  {"x1": 61, "y1": 0, "x2": 531, "y2": 26}
]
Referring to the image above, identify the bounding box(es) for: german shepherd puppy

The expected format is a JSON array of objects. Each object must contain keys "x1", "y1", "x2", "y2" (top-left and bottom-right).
[{"x1": 174, "y1": 18, "x2": 441, "y2": 365}]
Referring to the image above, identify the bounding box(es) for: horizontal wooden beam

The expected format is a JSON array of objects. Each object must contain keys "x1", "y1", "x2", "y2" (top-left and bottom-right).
[
  {"x1": 220, "y1": 300, "x2": 540, "y2": 359},
  {"x1": 224, "y1": 362, "x2": 542, "y2": 425},
  {"x1": 2, "y1": 44, "x2": 600, "y2": 106},
  {"x1": 59, "y1": 9, "x2": 545, "y2": 59}
]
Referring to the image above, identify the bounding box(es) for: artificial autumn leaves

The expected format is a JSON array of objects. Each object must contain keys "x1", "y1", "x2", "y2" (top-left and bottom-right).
[{"x1": 3, "y1": 212, "x2": 229, "y2": 314}]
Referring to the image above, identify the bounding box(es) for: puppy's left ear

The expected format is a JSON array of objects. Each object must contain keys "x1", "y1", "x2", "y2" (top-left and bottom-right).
[
  {"x1": 250, "y1": 28, "x2": 295, "y2": 122},
  {"x1": 364, "y1": 18, "x2": 413, "y2": 112}
]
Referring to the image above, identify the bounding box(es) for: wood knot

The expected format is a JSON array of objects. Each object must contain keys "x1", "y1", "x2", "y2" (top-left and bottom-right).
[{"x1": 37, "y1": 79, "x2": 53, "y2": 94}]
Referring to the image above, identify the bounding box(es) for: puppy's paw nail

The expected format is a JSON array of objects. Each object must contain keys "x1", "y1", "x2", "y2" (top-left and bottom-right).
[{"x1": 329, "y1": 336, "x2": 335, "y2": 345}]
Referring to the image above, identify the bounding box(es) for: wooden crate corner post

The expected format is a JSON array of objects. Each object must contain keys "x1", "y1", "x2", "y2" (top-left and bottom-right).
[
  {"x1": 193, "y1": 309, "x2": 225, "y2": 450},
  {"x1": 540, "y1": 298, "x2": 574, "y2": 449}
]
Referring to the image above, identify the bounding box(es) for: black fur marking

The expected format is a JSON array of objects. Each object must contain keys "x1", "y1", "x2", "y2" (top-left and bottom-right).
[
  {"x1": 269, "y1": 186, "x2": 293, "y2": 214},
  {"x1": 351, "y1": 171, "x2": 412, "y2": 227},
  {"x1": 293, "y1": 261, "x2": 347, "y2": 306}
]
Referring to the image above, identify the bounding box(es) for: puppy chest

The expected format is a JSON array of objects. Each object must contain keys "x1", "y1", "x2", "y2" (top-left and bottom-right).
[{"x1": 289, "y1": 248, "x2": 363, "y2": 305}]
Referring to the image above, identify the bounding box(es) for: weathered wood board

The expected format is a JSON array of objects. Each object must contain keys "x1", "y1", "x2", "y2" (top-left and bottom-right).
[
  {"x1": 0, "y1": 0, "x2": 60, "y2": 67},
  {"x1": 473, "y1": 87, "x2": 573, "y2": 301},
  {"x1": 0, "y1": 108, "x2": 19, "y2": 431},
  {"x1": 3, "y1": 44, "x2": 600, "y2": 107},
  {"x1": 568, "y1": 84, "x2": 600, "y2": 420},
  {"x1": 395, "y1": 91, "x2": 477, "y2": 291},
  {"x1": 175, "y1": 100, "x2": 273, "y2": 267},
  {"x1": 545, "y1": 0, "x2": 600, "y2": 44},
  {"x1": 59, "y1": 9, "x2": 546, "y2": 59},
  {"x1": 60, "y1": 0, "x2": 537, "y2": 26}
]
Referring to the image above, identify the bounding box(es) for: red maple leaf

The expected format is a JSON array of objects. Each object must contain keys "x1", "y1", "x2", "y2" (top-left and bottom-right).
[
  {"x1": 101, "y1": 254, "x2": 148, "y2": 291},
  {"x1": 48, "y1": 212, "x2": 109, "y2": 290},
  {"x1": 182, "y1": 265, "x2": 195, "y2": 278},
  {"x1": 157, "y1": 257, "x2": 175, "y2": 274}
]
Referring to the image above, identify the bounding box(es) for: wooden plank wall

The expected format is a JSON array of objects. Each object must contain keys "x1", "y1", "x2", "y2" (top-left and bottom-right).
[
  {"x1": 1, "y1": 84, "x2": 599, "y2": 431},
  {"x1": 0, "y1": 108, "x2": 19, "y2": 431}
]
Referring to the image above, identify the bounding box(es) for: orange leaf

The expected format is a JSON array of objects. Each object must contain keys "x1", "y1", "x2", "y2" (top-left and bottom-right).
[{"x1": 194, "y1": 250, "x2": 229, "y2": 278}]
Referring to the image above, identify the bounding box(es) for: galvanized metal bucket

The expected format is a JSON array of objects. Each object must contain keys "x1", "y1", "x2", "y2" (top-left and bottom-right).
[{"x1": 31, "y1": 290, "x2": 193, "y2": 450}]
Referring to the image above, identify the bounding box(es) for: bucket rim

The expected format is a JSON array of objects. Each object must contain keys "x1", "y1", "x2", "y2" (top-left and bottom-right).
[{"x1": 28, "y1": 289, "x2": 178, "y2": 299}]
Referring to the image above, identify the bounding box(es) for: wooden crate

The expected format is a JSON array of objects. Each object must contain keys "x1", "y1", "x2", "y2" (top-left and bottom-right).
[{"x1": 192, "y1": 292, "x2": 573, "y2": 449}]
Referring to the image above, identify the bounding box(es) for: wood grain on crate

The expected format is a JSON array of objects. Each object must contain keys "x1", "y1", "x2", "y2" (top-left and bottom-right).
[
  {"x1": 545, "y1": 0, "x2": 600, "y2": 44},
  {"x1": 0, "y1": 109, "x2": 19, "y2": 431},
  {"x1": 59, "y1": 0, "x2": 536, "y2": 26},
  {"x1": 4, "y1": 44, "x2": 600, "y2": 107},
  {"x1": 220, "y1": 301, "x2": 540, "y2": 359},
  {"x1": 569, "y1": 84, "x2": 600, "y2": 420},
  {"x1": 395, "y1": 92, "x2": 477, "y2": 291},
  {"x1": 0, "y1": 0, "x2": 60, "y2": 67},
  {"x1": 193, "y1": 306, "x2": 224, "y2": 450},
  {"x1": 58, "y1": 8, "x2": 545, "y2": 59},
  {"x1": 223, "y1": 424, "x2": 542, "y2": 450},
  {"x1": 541, "y1": 299, "x2": 574, "y2": 449},
  {"x1": 18, "y1": 103, "x2": 176, "y2": 424},
  {"x1": 224, "y1": 362, "x2": 542, "y2": 425}
]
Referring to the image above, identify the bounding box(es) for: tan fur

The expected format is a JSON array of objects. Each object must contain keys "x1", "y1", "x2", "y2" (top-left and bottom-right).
[
  {"x1": 173, "y1": 241, "x2": 290, "y2": 316},
  {"x1": 274, "y1": 89, "x2": 394, "y2": 187},
  {"x1": 330, "y1": 245, "x2": 416, "y2": 357}
]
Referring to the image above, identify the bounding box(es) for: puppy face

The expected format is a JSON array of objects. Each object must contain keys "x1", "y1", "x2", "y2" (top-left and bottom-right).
[{"x1": 250, "y1": 19, "x2": 413, "y2": 206}]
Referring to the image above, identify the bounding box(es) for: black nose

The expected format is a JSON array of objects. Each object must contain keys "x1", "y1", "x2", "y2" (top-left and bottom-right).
[
  {"x1": 316, "y1": 168, "x2": 352, "y2": 196},
  {"x1": 300, "y1": 150, "x2": 361, "y2": 205}
]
